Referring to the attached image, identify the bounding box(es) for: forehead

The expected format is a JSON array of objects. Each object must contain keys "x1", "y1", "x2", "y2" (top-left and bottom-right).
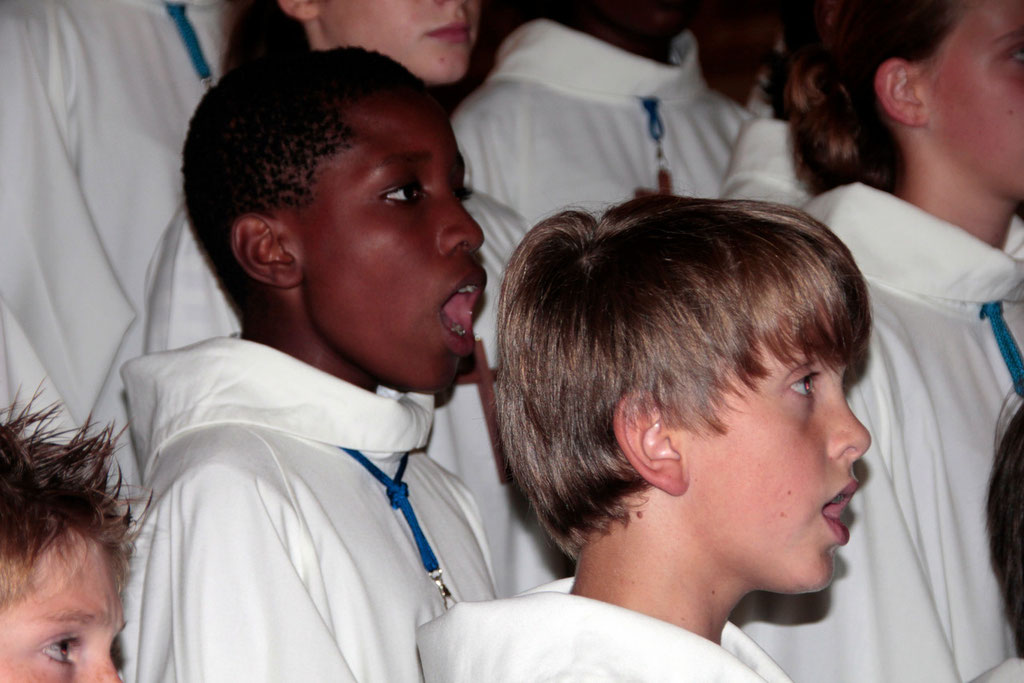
[
  {"x1": 342, "y1": 89, "x2": 456, "y2": 154},
  {"x1": 945, "y1": 0, "x2": 1024, "y2": 46},
  {"x1": 310, "y1": 89, "x2": 459, "y2": 191},
  {"x1": 8, "y1": 542, "x2": 121, "y2": 627},
  {"x1": 307, "y1": 90, "x2": 457, "y2": 200}
]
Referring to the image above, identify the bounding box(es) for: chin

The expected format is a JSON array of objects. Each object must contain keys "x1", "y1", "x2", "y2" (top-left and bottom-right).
[
  {"x1": 771, "y1": 555, "x2": 836, "y2": 596},
  {"x1": 395, "y1": 364, "x2": 460, "y2": 395},
  {"x1": 417, "y1": 55, "x2": 471, "y2": 87},
  {"x1": 800, "y1": 556, "x2": 837, "y2": 594}
]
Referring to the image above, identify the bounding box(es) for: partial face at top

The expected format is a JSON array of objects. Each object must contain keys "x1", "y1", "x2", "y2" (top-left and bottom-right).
[
  {"x1": 297, "y1": 0, "x2": 482, "y2": 86},
  {"x1": 682, "y1": 355, "x2": 869, "y2": 597},
  {"x1": 916, "y1": 0, "x2": 1024, "y2": 206},
  {"x1": 0, "y1": 542, "x2": 123, "y2": 682},
  {"x1": 282, "y1": 89, "x2": 484, "y2": 393}
]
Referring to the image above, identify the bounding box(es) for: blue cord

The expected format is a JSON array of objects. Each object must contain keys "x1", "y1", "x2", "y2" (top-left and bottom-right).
[
  {"x1": 981, "y1": 301, "x2": 1024, "y2": 397},
  {"x1": 640, "y1": 97, "x2": 664, "y2": 143},
  {"x1": 165, "y1": 3, "x2": 213, "y2": 85},
  {"x1": 341, "y1": 448, "x2": 440, "y2": 574}
]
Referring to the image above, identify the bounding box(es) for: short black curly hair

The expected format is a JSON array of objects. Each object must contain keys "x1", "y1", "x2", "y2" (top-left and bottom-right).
[{"x1": 183, "y1": 47, "x2": 425, "y2": 309}]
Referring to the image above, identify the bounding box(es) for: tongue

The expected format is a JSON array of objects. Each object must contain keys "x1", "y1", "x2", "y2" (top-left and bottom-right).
[
  {"x1": 441, "y1": 291, "x2": 475, "y2": 340},
  {"x1": 822, "y1": 499, "x2": 843, "y2": 520}
]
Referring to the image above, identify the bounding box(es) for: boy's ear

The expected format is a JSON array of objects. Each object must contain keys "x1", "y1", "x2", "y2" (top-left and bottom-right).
[
  {"x1": 874, "y1": 57, "x2": 930, "y2": 128},
  {"x1": 276, "y1": 0, "x2": 321, "y2": 22},
  {"x1": 231, "y1": 213, "x2": 302, "y2": 290},
  {"x1": 613, "y1": 402, "x2": 689, "y2": 497}
]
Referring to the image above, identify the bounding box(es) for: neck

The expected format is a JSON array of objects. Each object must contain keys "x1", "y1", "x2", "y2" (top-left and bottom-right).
[
  {"x1": 571, "y1": 501, "x2": 739, "y2": 644},
  {"x1": 241, "y1": 293, "x2": 377, "y2": 392},
  {"x1": 567, "y1": 10, "x2": 681, "y2": 64},
  {"x1": 895, "y1": 141, "x2": 1018, "y2": 249},
  {"x1": 896, "y1": 179, "x2": 1016, "y2": 250}
]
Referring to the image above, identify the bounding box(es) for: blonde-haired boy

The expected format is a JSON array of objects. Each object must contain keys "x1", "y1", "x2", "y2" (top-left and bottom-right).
[{"x1": 0, "y1": 402, "x2": 132, "y2": 681}]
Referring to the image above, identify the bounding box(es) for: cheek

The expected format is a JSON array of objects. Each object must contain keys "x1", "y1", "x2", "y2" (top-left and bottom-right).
[
  {"x1": 468, "y1": 0, "x2": 483, "y2": 27},
  {"x1": 757, "y1": 446, "x2": 824, "y2": 524},
  {"x1": 329, "y1": 3, "x2": 415, "y2": 54},
  {"x1": 932, "y1": 64, "x2": 1019, "y2": 160}
]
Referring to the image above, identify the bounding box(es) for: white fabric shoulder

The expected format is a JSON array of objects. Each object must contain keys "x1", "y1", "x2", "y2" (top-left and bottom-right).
[
  {"x1": 485, "y1": 19, "x2": 707, "y2": 102},
  {"x1": 122, "y1": 427, "x2": 361, "y2": 682},
  {"x1": 419, "y1": 578, "x2": 792, "y2": 682},
  {"x1": 123, "y1": 366, "x2": 495, "y2": 681},
  {"x1": 804, "y1": 183, "x2": 1024, "y2": 302},
  {"x1": 970, "y1": 658, "x2": 1024, "y2": 683},
  {"x1": 719, "y1": 117, "x2": 809, "y2": 206}
]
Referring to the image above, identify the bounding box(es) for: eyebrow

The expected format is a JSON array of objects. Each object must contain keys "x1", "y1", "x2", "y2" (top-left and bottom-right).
[
  {"x1": 39, "y1": 608, "x2": 119, "y2": 628},
  {"x1": 996, "y1": 26, "x2": 1024, "y2": 45},
  {"x1": 42, "y1": 609, "x2": 96, "y2": 624},
  {"x1": 376, "y1": 150, "x2": 433, "y2": 168}
]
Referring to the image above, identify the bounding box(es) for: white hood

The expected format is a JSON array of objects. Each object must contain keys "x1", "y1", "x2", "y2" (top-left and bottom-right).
[
  {"x1": 805, "y1": 183, "x2": 1024, "y2": 303},
  {"x1": 121, "y1": 337, "x2": 434, "y2": 476}
]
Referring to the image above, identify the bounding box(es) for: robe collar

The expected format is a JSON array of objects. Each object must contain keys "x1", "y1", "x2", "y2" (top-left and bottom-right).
[
  {"x1": 123, "y1": 337, "x2": 434, "y2": 474},
  {"x1": 806, "y1": 183, "x2": 1024, "y2": 303},
  {"x1": 486, "y1": 19, "x2": 706, "y2": 103}
]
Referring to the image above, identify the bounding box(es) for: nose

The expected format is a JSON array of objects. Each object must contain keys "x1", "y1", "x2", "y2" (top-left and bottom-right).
[
  {"x1": 832, "y1": 402, "x2": 871, "y2": 467},
  {"x1": 90, "y1": 654, "x2": 122, "y2": 682},
  {"x1": 438, "y1": 199, "x2": 483, "y2": 256},
  {"x1": 439, "y1": 0, "x2": 476, "y2": 20}
]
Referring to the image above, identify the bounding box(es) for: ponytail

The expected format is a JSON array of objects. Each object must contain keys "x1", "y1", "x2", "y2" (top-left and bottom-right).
[
  {"x1": 783, "y1": 0, "x2": 961, "y2": 195},
  {"x1": 786, "y1": 45, "x2": 898, "y2": 194}
]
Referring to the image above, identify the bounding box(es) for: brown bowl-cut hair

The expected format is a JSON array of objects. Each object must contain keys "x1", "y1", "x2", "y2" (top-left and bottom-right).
[
  {"x1": 497, "y1": 195, "x2": 871, "y2": 557},
  {"x1": 0, "y1": 403, "x2": 135, "y2": 609}
]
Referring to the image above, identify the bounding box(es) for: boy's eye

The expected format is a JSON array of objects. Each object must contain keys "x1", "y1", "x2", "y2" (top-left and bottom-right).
[
  {"x1": 43, "y1": 638, "x2": 75, "y2": 664},
  {"x1": 454, "y1": 186, "x2": 473, "y2": 202},
  {"x1": 384, "y1": 183, "x2": 423, "y2": 202},
  {"x1": 791, "y1": 374, "x2": 816, "y2": 396}
]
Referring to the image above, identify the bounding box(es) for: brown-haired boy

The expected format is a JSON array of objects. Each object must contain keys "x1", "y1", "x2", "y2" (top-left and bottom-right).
[
  {"x1": 0, "y1": 402, "x2": 132, "y2": 681},
  {"x1": 418, "y1": 195, "x2": 872, "y2": 681}
]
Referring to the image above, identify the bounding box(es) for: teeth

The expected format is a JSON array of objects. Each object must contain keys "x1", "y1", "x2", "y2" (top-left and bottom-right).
[
  {"x1": 450, "y1": 322, "x2": 466, "y2": 337},
  {"x1": 457, "y1": 285, "x2": 478, "y2": 294}
]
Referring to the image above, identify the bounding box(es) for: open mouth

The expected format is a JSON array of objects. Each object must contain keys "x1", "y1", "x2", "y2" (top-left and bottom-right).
[
  {"x1": 822, "y1": 480, "x2": 859, "y2": 545},
  {"x1": 440, "y1": 272, "x2": 485, "y2": 356}
]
